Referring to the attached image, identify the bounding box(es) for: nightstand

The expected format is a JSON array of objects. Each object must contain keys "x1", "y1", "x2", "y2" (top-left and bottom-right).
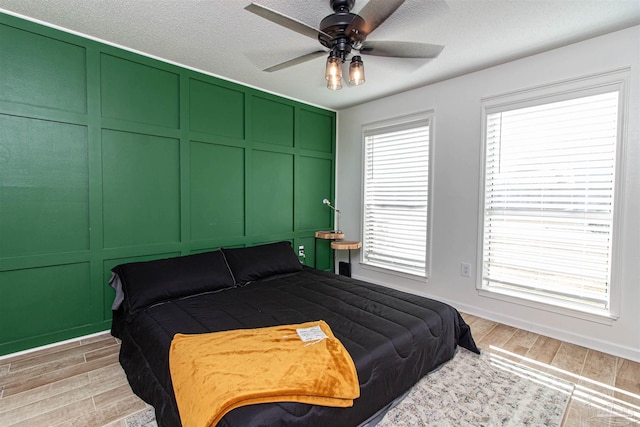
[{"x1": 330, "y1": 240, "x2": 361, "y2": 277}]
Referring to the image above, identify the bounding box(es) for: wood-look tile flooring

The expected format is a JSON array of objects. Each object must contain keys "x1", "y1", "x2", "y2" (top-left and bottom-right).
[{"x1": 0, "y1": 315, "x2": 638, "y2": 426}]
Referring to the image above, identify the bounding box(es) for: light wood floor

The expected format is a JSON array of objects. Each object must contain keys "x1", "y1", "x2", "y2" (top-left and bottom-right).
[{"x1": 0, "y1": 315, "x2": 638, "y2": 426}]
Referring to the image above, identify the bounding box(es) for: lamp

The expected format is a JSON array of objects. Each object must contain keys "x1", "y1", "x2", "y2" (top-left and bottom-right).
[
  {"x1": 322, "y1": 198, "x2": 341, "y2": 233},
  {"x1": 348, "y1": 55, "x2": 365, "y2": 86},
  {"x1": 325, "y1": 51, "x2": 343, "y2": 91}
]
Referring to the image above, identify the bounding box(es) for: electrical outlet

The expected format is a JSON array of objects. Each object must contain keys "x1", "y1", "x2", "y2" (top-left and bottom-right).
[
  {"x1": 298, "y1": 245, "x2": 305, "y2": 257},
  {"x1": 460, "y1": 262, "x2": 471, "y2": 278}
]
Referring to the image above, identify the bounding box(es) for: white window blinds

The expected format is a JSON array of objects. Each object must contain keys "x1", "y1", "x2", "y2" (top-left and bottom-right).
[
  {"x1": 482, "y1": 90, "x2": 620, "y2": 312},
  {"x1": 363, "y1": 120, "x2": 430, "y2": 276}
]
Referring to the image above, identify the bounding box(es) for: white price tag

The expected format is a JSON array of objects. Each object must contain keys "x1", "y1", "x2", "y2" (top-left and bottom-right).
[{"x1": 296, "y1": 325, "x2": 328, "y2": 342}]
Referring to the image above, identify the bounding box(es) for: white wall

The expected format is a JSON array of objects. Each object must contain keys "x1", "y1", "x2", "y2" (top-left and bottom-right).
[{"x1": 336, "y1": 26, "x2": 640, "y2": 362}]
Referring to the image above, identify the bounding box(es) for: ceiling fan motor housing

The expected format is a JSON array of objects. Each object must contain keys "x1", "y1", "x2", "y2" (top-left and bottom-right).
[{"x1": 319, "y1": 11, "x2": 365, "y2": 59}]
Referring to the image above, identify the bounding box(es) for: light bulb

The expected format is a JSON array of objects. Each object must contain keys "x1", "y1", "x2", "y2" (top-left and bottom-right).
[
  {"x1": 327, "y1": 75, "x2": 343, "y2": 90},
  {"x1": 325, "y1": 52, "x2": 343, "y2": 90},
  {"x1": 349, "y1": 56, "x2": 365, "y2": 86}
]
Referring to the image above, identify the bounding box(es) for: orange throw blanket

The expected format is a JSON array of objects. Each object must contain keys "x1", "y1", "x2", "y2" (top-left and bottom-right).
[{"x1": 169, "y1": 320, "x2": 360, "y2": 427}]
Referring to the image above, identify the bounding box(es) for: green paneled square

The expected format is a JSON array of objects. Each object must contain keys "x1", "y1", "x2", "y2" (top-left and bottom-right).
[
  {"x1": 298, "y1": 109, "x2": 334, "y2": 153},
  {"x1": 0, "y1": 263, "x2": 90, "y2": 342},
  {"x1": 315, "y1": 238, "x2": 333, "y2": 271},
  {"x1": 100, "y1": 54, "x2": 179, "y2": 128},
  {"x1": 251, "y1": 96, "x2": 294, "y2": 146},
  {"x1": 0, "y1": 115, "x2": 89, "y2": 257},
  {"x1": 190, "y1": 141, "x2": 245, "y2": 240},
  {"x1": 0, "y1": 24, "x2": 86, "y2": 113},
  {"x1": 189, "y1": 79, "x2": 244, "y2": 139},
  {"x1": 251, "y1": 151, "x2": 293, "y2": 234},
  {"x1": 297, "y1": 157, "x2": 333, "y2": 230},
  {"x1": 102, "y1": 130, "x2": 180, "y2": 248}
]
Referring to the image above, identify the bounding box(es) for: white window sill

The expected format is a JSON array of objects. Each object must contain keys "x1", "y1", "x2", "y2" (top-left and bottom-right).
[{"x1": 477, "y1": 287, "x2": 618, "y2": 326}]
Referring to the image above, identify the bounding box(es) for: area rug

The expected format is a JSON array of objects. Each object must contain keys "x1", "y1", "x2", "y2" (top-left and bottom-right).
[
  {"x1": 124, "y1": 349, "x2": 573, "y2": 427},
  {"x1": 125, "y1": 406, "x2": 157, "y2": 427},
  {"x1": 378, "y1": 348, "x2": 574, "y2": 427}
]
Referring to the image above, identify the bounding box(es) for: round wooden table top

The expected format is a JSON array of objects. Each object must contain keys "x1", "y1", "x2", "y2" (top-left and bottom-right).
[
  {"x1": 331, "y1": 240, "x2": 362, "y2": 250},
  {"x1": 315, "y1": 231, "x2": 345, "y2": 239}
]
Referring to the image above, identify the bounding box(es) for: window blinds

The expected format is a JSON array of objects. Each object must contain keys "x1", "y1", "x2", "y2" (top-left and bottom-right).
[
  {"x1": 364, "y1": 124, "x2": 429, "y2": 276},
  {"x1": 482, "y1": 91, "x2": 619, "y2": 311}
]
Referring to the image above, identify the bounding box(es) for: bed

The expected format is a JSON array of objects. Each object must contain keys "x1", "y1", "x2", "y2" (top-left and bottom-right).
[{"x1": 110, "y1": 241, "x2": 479, "y2": 427}]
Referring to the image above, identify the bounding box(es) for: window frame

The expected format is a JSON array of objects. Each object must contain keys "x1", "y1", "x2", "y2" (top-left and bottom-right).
[
  {"x1": 477, "y1": 69, "x2": 629, "y2": 323},
  {"x1": 360, "y1": 111, "x2": 435, "y2": 280}
]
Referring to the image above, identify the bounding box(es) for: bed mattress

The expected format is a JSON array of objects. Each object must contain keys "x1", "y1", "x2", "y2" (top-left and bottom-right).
[{"x1": 112, "y1": 267, "x2": 478, "y2": 427}]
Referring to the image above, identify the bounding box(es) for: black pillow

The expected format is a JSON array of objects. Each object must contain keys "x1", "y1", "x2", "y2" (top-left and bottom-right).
[
  {"x1": 112, "y1": 250, "x2": 235, "y2": 315},
  {"x1": 221, "y1": 241, "x2": 302, "y2": 285}
]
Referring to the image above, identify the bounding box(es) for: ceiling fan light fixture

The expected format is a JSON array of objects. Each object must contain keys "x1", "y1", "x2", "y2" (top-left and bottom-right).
[
  {"x1": 325, "y1": 51, "x2": 343, "y2": 90},
  {"x1": 349, "y1": 55, "x2": 365, "y2": 86},
  {"x1": 246, "y1": 1, "x2": 445, "y2": 91},
  {"x1": 325, "y1": 52, "x2": 342, "y2": 79}
]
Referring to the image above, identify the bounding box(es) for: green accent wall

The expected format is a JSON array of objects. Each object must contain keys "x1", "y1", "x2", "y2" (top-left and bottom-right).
[{"x1": 0, "y1": 13, "x2": 336, "y2": 355}]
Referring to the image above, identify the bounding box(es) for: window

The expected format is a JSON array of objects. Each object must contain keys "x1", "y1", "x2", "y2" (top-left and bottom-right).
[
  {"x1": 480, "y1": 76, "x2": 626, "y2": 317},
  {"x1": 362, "y1": 112, "x2": 432, "y2": 277}
]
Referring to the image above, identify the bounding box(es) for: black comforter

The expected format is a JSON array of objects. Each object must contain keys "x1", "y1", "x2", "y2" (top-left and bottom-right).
[{"x1": 112, "y1": 267, "x2": 478, "y2": 427}]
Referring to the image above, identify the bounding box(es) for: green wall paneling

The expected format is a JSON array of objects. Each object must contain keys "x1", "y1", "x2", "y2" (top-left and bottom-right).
[
  {"x1": 0, "y1": 114, "x2": 89, "y2": 258},
  {"x1": 101, "y1": 130, "x2": 181, "y2": 248},
  {"x1": 190, "y1": 141, "x2": 245, "y2": 241},
  {"x1": 100, "y1": 54, "x2": 179, "y2": 129},
  {"x1": 251, "y1": 96, "x2": 294, "y2": 146},
  {"x1": 189, "y1": 78, "x2": 244, "y2": 139},
  {"x1": 312, "y1": 238, "x2": 333, "y2": 271},
  {"x1": 0, "y1": 11, "x2": 335, "y2": 355},
  {"x1": 0, "y1": 263, "x2": 91, "y2": 343},
  {"x1": 0, "y1": 23, "x2": 86, "y2": 114},
  {"x1": 296, "y1": 156, "x2": 334, "y2": 231},
  {"x1": 297, "y1": 108, "x2": 334, "y2": 153},
  {"x1": 251, "y1": 150, "x2": 294, "y2": 235}
]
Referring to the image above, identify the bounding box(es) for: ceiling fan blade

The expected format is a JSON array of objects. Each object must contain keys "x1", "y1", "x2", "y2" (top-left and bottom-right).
[
  {"x1": 245, "y1": 3, "x2": 330, "y2": 41},
  {"x1": 346, "y1": 0, "x2": 406, "y2": 40},
  {"x1": 263, "y1": 50, "x2": 327, "y2": 72},
  {"x1": 359, "y1": 41, "x2": 444, "y2": 58}
]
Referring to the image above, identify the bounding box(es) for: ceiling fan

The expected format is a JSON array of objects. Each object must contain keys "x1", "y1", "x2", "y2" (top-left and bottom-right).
[{"x1": 245, "y1": 0, "x2": 444, "y2": 90}]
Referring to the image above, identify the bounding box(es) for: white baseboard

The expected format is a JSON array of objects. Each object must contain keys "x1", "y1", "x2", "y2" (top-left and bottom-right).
[
  {"x1": 450, "y1": 300, "x2": 640, "y2": 363},
  {"x1": 0, "y1": 330, "x2": 111, "y2": 361}
]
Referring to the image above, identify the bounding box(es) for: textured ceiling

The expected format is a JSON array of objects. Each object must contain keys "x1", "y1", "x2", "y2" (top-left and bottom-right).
[{"x1": 1, "y1": 0, "x2": 638, "y2": 110}]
